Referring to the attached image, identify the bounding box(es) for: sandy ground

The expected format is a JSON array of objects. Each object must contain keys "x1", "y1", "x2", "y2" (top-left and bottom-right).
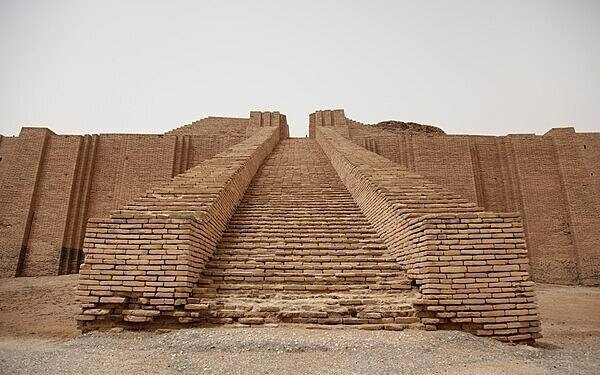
[{"x1": 0, "y1": 275, "x2": 599, "y2": 374}]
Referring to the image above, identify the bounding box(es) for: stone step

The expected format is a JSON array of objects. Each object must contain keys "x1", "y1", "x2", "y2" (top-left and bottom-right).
[
  {"x1": 210, "y1": 250, "x2": 390, "y2": 256},
  {"x1": 182, "y1": 291, "x2": 422, "y2": 328},
  {"x1": 205, "y1": 260, "x2": 402, "y2": 268},
  {"x1": 194, "y1": 139, "x2": 413, "y2": 326},
  {"x1": 193, "y1": 280, "x2": 412, "y2": 294},
  {"x1": 203, "y1": 272, "x2": 405, "y2": 280}
]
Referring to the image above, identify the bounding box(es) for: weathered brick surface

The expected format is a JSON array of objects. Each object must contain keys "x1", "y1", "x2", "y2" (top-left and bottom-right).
[
  {"x1": 185, "y1": 139, "x2": 419, "y2": 329},
  {"x1": 401, "y1": 213, "x2": 540, "y2": 342},
  {"x1": 315, "y1": 124, "x2": 540, "y2": 342},
  {"x1": 0, "y1": 108, "x2": 596, "y2": 342},
  {"x1": 77, "y1": 117, "x2": 283, "y2": 329},
  {"x1": 323, "y1": 110, "x2": 599, "y2": 286},
  {"x1": 21, "y1": 135, "x2": 81, "y2": 276},
  {"x1": 0, "y1": 128, "x2": 51, "y2": 277},
  {"x1": 0, "y1": 115, "x2": 261, "y2": 277},
  {"x1": 3, "y1": 110, "x2": 597, "y2": 285}
]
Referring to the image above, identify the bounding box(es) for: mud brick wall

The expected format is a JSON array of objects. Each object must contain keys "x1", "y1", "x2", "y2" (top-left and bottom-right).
[
  {"x1": 547, "y1": 129, "x2": 600, "y2": 286},
  {"x1": 0, "y1": 128, "x2": 51, "y2": 277},
  {"x1": 309, "y1": 109, "x2": 347, "y2": 139},
  {"x1": 249, "y1": 111, "x2": 289, "y2": 139},
  {"x1": 401, "y1": 213, "x2": 540, "y2": 343},
  {"x1": 342, "y1": 112, "x2": 600, "y2": 286},
  {"x1": 315, "y1": 125, "x2": 540, "y2": 343},
  {"x1": 77, "y1": 124, "x2": 282, "y2": 328},
  {"x1": 166, "y1": 116, "x2": 249, "y2": 136},
  {"x1": 20, "y1": 135, "x2": 82, "y2": 276},
  {"x1": 0, "y1": 116, "x2": 257, "y2": 277}
]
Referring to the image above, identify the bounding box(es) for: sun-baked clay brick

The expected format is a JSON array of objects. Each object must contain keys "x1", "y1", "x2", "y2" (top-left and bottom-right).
[{"x1": 4, "y1": 109, "x2": 596, "y2": 343}]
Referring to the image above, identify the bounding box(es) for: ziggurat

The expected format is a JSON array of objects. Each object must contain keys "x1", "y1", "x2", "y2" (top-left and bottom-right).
[{"x1": 1, "y1": 109, "x2": 599, "y2": 343}]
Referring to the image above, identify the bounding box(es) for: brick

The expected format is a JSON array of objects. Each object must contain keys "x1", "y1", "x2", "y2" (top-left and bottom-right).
[{"x1": 0, "y1": 111, "x2": 555, "y2": 344}]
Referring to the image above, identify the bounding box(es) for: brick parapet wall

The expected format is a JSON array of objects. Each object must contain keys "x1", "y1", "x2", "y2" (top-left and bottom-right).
[
  {"x1": 309, "y1": 109, "x2": 348, "y2": 139},
  {"x1": 249, "y1": 111, "x2": 289, "y2": 140},
  {"x1": 315, "y1": 126, "x2": 540, "y2": 343},
  {"x1": 402, "y1": 213, "x2": 540, "y2": 342},
  {"x1": 77, "y1": 126, "x2": 281, "y2": 329}
]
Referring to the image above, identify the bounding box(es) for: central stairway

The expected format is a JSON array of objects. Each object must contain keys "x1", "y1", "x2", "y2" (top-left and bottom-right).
[{"x1": 188, "y1": 139, "x2": 421, "y2": 329}]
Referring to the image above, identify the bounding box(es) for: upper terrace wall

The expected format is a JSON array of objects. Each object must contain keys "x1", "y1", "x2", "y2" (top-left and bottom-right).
[
  {"x1": 327, "y1": 110, "x2": 599, "y2": 286},
  {"x1": 166, "y1": 116, "x2": 249, "y2": 136},
  {"x1": 0, "y1": 114, "x2": 279, "y2": 278}
]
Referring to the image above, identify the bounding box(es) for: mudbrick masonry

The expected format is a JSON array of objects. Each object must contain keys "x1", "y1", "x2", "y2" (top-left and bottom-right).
[{"x1": 0, "y1": 108, "x2": 597, "y2": 343}]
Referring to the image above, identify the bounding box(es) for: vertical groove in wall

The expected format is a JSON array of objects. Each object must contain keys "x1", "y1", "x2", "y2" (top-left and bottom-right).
[
  {"x1": 509, "y1": 139, "x2": 525, "y2": 214},
  {"x1": 113, "y1": 137, "x2": 128, "y2": 207},
  {"x1": 58, "y1": 136, "x2": 85, "y2": 274},
  {"x1": 184, "y1": 136, "x2": 192, "y2": 171},
  {"x1": 15, "y1": 132, "x2": 49, "y2": 276},
  {"x1": 549, "y1": 137, "x2": 581, "y2": 284},
  {"x1": 397, "y1": 135, "x2": 405, "y2": 167},
  {"x1": 72, "y1": 135, "x2": 98, "y2": 272},
  {"x1": 58, "y1": 135, "x2": 98, "y2": 274},
  {"x1": 172, "y1": 136, "x2": 182, "y2": 178},
  {"x1": 181, "y1": 136, "x2": 187, "y2": 174},
  {"x1": 365, "y1": 139, "x2": 371, "y2": 153},
  {"x1": 469, "y1": 139, "x2": 485, "y2": 207},
  {"x1": 492, "y1": 139, "x2": 508, "y2": 211},
  {"x1": 407, "y1": 136, "x2": 416, "y2": 172},
  {"x1": 172, "y1": 135, "x2": 194, "y2": 177},
  {"x1": 496, "y1": 138, "x2": 513, "y2": 212},
  {"x1": 503, "y1": 138, "x2": 528, "y2": 239},
  {"x1": 501, "y1": 139, "x2": 516, "y2": 210},
  {"x1": 70, "y1": 135, "x2": 98, "y2": 272}
]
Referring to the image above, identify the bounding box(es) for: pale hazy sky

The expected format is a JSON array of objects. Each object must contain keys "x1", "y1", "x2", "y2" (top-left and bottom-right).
[{"x1": 0, "y1": 0, "x2": 598, "y2": 137}]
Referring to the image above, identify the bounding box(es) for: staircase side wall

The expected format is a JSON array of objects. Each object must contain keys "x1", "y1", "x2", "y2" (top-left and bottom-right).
[
  {"x1": 77, "y1": 125, "x2": 281, "y2": 330},
  {"x1": 343, "y1": 118, "x2": 599, "y2": 286},
  {"x1": 316, "y1": 126, "x2": 540, "y2": 343}
]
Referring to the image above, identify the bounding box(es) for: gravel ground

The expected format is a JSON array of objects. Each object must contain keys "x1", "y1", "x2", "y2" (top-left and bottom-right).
[
  {"x1": 1, "y1": 276, "x2": 599, "y2": 374},
  {"x1": 1, "y1": 327, "x2": 598, "y2": 375}
]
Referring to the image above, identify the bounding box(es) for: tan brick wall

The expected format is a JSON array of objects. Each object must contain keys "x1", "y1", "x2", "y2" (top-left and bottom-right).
[
  {"x1": 0, "y1": 115, "x2": 260, "y2": 277},
  {"x1": 402, "y1": 213, "x2": 540, "y2": 342},
  {"x1": 342, "y1": 113, "x2": 600, "y2": 286},
  {"x1": 547, "y1": 129, "x2": 600, "y2": 286},
  {"x1": 21, "y1": 135, "x2": 81, "y2": 276},
  {"x1": 166, "y1": 116, "x2": 249, "y2": 136},
  {"x1": 315, "y1": 125, "x2": 540, "y2": 343},
  {"x1": 59, "y1": 135, "x2": 98, "y2": 274},
  {"x1": 504, "y1": 135, "x2": 579, "y2": 284},
  {"x1": 0, "y1": 128, "x2": 50, "y2": 277},
  {"x1": 77, "y1": 120, "x2": 282, "y2": 329}
]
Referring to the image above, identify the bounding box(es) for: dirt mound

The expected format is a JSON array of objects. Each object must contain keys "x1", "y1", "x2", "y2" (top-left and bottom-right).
[{"x1": 369, "y1": 120, "x2": 445, "y2": 134}]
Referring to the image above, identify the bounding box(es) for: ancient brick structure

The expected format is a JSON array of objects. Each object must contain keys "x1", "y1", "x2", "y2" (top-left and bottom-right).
[
  {"x1": 1, "y1": 109, "x2": 598, "y2": 342},
  {"x1": 311, "y1": 110, "x2": 600, "y2": 286},
  {"x1": 0, "y1": 115, "x2": 257, "y2": 277}
]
